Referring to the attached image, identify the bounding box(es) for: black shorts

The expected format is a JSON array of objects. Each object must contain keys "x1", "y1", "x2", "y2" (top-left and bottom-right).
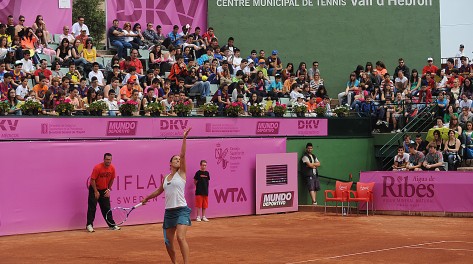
[{"x1": 306, "y1": 176, "x2": 320, "y2": 192}]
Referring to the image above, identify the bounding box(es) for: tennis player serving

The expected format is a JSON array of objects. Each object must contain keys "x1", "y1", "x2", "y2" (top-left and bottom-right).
[{"x1": 142, "y1": 127, "x2": 192, "y2": 264}]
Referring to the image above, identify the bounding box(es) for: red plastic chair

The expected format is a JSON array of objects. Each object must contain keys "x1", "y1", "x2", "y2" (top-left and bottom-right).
[
  {"x1": 324, "y1": 181, "x2": 353, "y2": 215},
  {"x1": 348, "y1": 182, "x2": 375, "y2": 216}
]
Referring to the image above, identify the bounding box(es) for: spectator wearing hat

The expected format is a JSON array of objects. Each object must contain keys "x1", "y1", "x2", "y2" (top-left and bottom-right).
[
  {"x1": 455, "y1": 44, "x2": 465, "y2": 68},
  {"x1": 120, "y1": 75, "x2": 140, "y2": 101},
  {"x1": 422, "y1": 57, "x2": 438, "y2": 77},
  {"x1": 267, "y1": 50, "x2": 282, "y2": 76},
  {"x1": 255, "y1": 59, "x2": 269, "y2": 77},
  {"x1": 106, "y1": 63, "x2": 124, "y2": 85},
  {"x1": 10, "y1": 61, "x2": 25, "y2": 88}
]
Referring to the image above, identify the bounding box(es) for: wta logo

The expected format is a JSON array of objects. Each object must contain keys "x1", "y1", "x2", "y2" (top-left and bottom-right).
[
  {"x1": 106, "y1": 121, "x2": 138, "y2": 136},
  {"x1": 260, "y1": 191, "x2": 294, "y2": 209},
  {"x1": 256, "y1": 121, "x2": 280, "y2": 134}
]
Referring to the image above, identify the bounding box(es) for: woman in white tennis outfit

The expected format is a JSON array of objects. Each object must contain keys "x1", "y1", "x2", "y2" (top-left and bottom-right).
[{"x1": 142, "y1": 127, "x2": 192, "y2": 264}]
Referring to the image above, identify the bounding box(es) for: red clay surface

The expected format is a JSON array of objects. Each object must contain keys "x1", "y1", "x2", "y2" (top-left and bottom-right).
[{"x1": 0, "y1": 212, "x2": 471, "y2": 263}]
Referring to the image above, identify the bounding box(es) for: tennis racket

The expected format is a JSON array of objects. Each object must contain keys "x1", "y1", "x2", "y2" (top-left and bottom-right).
[{"x1": 106, "y1": 203, "x2": 143, "y2": 226}]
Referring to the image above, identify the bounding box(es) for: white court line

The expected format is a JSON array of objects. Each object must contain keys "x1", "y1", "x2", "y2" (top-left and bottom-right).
[
  {"x1": 286, "y1": 241, "x2": 447, "y2": 264},
  {"x1": 410, "y1": 246, "x2": 473, "y2": 252}
]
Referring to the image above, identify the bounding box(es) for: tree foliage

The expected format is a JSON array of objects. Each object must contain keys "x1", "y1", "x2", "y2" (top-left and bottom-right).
[{"x1": 72, "y1": 0, "x2": 105, "y2": 47}]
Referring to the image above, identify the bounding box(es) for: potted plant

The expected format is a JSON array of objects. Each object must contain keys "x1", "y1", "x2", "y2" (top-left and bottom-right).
[
  {"x1": 55, "y1": 99, "x2": 74, "y2": 116},
  {"x1": 314, "y1": 106, "x2": 327, "y2": 117},
  {"x1": 273, "y1": 102, "x2": 287, "y2": 117},
  {"x1": 0, "y1": 100, "x2": 10, "y2": 115},
  {"x1": 174, "y1": 101, "x2": 193, "y2": 117},
  {"x1": 225, "y1": 102, "x2": 244, "y2": 117},
  {"x1": 248, "y1": 103, "x2": 264, "y2": 117},
  {"x1": 20, "y1": 99, "x2": 42, "y2": 116},
  {"x1": 292, "y1": 102, "x2": 307, "y2": 118},
  {"x1": 87, "y1": 100, "x2": 108, "y2": 116},
  {"x1": 145, "y1": 101, "x2": 164, "y2": 117},
  {"x1": 119, "y1": 100, "x2": 139, "y2": 117},
  {"x1": 333, "y1": 104, "x2": 350, "y2": 117},
  {"x1": 200, "y1": 102, "x2": 218, "y2": 117}
]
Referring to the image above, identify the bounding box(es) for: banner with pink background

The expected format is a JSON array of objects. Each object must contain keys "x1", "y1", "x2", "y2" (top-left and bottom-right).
[
  {"x1": 106, "y1": 0, "x2": 207, "y2": 36},
  {"x1": 0, "y1": 117, "x2": 328, "y2": 140},
  {"x1": 360, "y1": 171, "x2": 473, "y2": 212},
  {"x1": 256, "y1": 153, "x2": 298, "y2": 215},
  {"x1": 0, "y1": 0, "x2": 72, "y2": 36},
  {"x1": 0, "y1": 138, "x2": 286, "y2": 236}
]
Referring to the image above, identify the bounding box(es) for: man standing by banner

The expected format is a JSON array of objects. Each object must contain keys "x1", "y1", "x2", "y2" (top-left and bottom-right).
[
  {"x1": 300, "y1": 143, "x2": 321, "y2": 205},
  {"x1": 86, "y1": 153, "x2": 120, "y2": 232}
]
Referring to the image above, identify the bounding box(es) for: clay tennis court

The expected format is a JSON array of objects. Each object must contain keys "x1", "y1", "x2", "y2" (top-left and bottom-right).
[{"x1": 1, "y1": 211, "x2": 471, "y2": 263}]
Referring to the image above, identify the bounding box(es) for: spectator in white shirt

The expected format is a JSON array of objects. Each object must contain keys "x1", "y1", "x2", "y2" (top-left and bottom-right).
[
  {"x1": 104, "y1": 89, "x2": 119, "y2": 116},
  {"x1": 71, "y1": 16, "x2": 89, "y2": 37},
  {"x1": 59, "y1": 26, "x2": 75, "y2": 44},
  {"x1": 20, "y1": 52, "x2": 35, "y2": 76},
  {"x1": 88, "y1": 62, "x2": 105, "y2": 86}
]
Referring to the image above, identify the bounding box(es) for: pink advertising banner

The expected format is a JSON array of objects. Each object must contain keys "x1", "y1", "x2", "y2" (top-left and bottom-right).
[
  {"x1": 106, "y1": 0, "x2": 207, "y2": 36},
  {"x1": 360, "y1": 171, "x2": 473, "y2": 213},
  {"x1": 255, "y1": 153, "x2": 298, "y2": 215},
  {"x1": 0, "y1": 117, "x2": 328, "y2": 140},
  {"x1": 0, "y1": 138, "x2": 286, "y2": 236},
  {"x1": 0, "y1": 0, "x2": 72, "y2": 36}
]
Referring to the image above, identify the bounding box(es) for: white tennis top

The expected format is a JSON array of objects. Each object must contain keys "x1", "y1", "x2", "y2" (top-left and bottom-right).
[{"x1": 163, "y1": 171, "x2": 187, "y2": 209}]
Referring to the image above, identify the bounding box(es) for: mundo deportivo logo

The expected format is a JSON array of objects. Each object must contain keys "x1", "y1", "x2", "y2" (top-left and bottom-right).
[
  {"x1": 260, "y1": 191, "x2": 294, "y2": 209},
  {"x1": 107, "y1": 121, "x2": 138, "y2": 136},
  {"x1": 255, "y1": 121, "x2": 280, "y2": 135}
]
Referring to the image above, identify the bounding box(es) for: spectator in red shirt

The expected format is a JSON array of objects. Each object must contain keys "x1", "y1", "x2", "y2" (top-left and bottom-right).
[
  {"x1": 119, "y1": 48, "x2": 143, "y2": 75},
  {"x1": 422, "y1": 57, "x2": 438, "y2": 77},
  {"x1": 34, "y1": 59, "x2": 53, "y2": 83},
  {"x1": 0, "y1": 72, "x2": 13, "y2": 100},
  {"x1": 202, "y1": 27, "x2": 217, "y2": 47}
]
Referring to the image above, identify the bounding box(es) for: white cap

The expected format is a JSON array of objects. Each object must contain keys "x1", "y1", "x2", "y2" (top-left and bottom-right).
[
  {"x1": 248, "y1": 58, "x2": 254, "y2": 64},
  {"x1": 185, "y1": 24, "x2": 190, "y2": 29},
  {"x1": 427, "y1": 57, "x2": 433, "y2": 61}
]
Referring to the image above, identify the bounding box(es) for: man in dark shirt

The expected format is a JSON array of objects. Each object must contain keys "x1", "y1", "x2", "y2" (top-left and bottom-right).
[
  {"x1": 194, "y1": 160, "x2": 210, "y2": 222},
  {"x1": 108, "y1": 19, "x2": 132, "y2": 59}
]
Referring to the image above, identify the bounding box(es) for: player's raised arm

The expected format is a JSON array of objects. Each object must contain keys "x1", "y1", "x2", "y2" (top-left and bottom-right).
[{"x1": 179, "y1": 127, "x2": 192, "y2": 174}]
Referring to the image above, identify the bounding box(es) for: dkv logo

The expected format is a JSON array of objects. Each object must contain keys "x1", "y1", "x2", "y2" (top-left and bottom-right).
[
  {"x1": 115, "y1": 0, "x2": 200, "y2": 27},
  {"x1": 298, "y1": 120, "x2": 319, "y2": 129},
  {"x1": 160, "y1": 120, "x2": 188, "y2": 130},
  {"x1": 214, "y1": 188, "x2": 247, "y2": 203},
  {"x1": 0, "y1": 120, "x2": 19, "y2": 131},
  {"x1": 382, "y1": 176, "x2": 435, "y2": 198}
]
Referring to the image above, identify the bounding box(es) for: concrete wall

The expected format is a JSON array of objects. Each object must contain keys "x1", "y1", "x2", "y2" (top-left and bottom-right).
[
  {"x1": 287, "y1": 137, "x2": 376, "y2": 205},
  {"x1": 208, "y1": 0, "x2": 440, "y2": 94}
]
